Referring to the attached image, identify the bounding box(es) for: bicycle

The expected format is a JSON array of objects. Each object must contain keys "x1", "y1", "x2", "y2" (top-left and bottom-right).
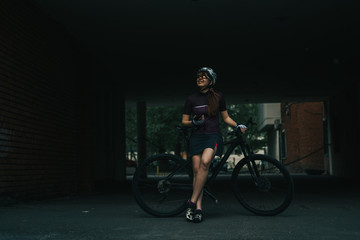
[{"x1": 132, "y1": 126, "x2": 294, "y2": 217}]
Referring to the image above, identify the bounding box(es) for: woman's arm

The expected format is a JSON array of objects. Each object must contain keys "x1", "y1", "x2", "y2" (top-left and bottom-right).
[
  {"x1": 221, "y1": 110, "x2": 246, "y2": 133},
  {"x1": 182, "y1": 114, "x2": 205, "y2": 127},
  {"x1": 182, "y1": 114, "x2": 193, "y2": 127},
  {"x1": 221, "y1": 110, "x2": 237, "y2": 127}
]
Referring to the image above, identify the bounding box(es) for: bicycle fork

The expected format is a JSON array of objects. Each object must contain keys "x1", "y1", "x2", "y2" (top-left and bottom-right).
[
  {"x1": 246, "y1": 157, "x2": 260, "y2": 180},
  {"x1": 246, "y1": 157, "x2": 272, "y2": 192}
]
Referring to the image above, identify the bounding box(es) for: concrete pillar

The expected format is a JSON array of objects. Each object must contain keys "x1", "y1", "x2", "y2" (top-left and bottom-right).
[
  {"x1": 114, "y1": 94, "x2": 126, "y2": 181},
  {"x1": 267, "y1": 130, "x2": 280, "y2": 160},
  {"x1": 94, "y1": 85, "x2": 126, "y2": 183},
  {"x1": 137, "y1": 101, "x2": 147, "y2": 166},
  {"x1": 94, "y1": 86, "x2": 112, "y2": 182}
]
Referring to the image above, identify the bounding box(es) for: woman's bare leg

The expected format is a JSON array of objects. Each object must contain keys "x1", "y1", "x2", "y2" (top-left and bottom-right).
[
  {"x1": 190, "y1": 148, "x2": 216, "y2": 208},
  {"x1": 191, "y1": 154, "x2": 201, "y2": 204}
]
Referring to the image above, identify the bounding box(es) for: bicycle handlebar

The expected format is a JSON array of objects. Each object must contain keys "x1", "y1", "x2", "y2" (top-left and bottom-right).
[{"x1": 227, "y1": 128, "x2": 244, "y2": 137}]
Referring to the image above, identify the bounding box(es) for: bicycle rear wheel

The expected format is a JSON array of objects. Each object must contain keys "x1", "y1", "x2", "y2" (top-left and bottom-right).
[
  {"x1": 132, "y1": 154, "x2": 193, "y2": 217},
  {"x1": 232, "y1": 154, "x2": 294, "y2": 216}
]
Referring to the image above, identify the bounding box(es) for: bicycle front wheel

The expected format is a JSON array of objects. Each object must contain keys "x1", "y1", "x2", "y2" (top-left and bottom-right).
[
  {"x1": 132, "y1": 154, "x2": 193, "y2": 217},
  {"x1": 232, "y1": 154, "x2": 294, "y2": 216}
]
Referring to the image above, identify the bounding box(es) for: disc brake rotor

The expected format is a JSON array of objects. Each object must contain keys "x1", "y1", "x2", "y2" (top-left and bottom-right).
[
  {"x1": 157, "y1": 179, "x2": 171, "y2": 194},
  {"x1": 255, "y1": 176, "x2": 271, "y2": 192}
]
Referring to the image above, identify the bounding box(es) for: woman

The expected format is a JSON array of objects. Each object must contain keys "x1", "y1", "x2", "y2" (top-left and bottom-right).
[{"x1": 182, "y1": 67, "x2": 247, "y2": 223}]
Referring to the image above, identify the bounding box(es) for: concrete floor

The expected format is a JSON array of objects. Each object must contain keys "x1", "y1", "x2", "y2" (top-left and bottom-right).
[{"x1": 0, "y1": 175, "x2": 359, "y2": 240}]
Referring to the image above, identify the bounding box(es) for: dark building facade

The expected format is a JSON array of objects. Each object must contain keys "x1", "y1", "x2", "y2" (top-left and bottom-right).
[
  {"x1": 1, "y1": 0, "x2": 359, "y2": 202},
  {"x1": 0, "y1": 1, "x2": 94, "y2": 200}
]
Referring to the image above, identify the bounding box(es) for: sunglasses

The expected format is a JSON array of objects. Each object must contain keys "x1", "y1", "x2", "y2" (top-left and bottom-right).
[{"x1": 196, "y1": 74, "x2": 208, "y2": 80}]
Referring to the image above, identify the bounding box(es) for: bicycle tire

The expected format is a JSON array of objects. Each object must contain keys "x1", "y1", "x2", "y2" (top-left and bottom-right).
[
  {"x1": 232, "y1": 154, "x2": 294, "y2": 216},
  {"x1": 132, "y1": 154, "x2": 193, "y2": 217}
]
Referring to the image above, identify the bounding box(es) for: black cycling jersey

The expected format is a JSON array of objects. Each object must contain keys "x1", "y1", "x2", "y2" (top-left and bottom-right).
[{"x1": 183, "y1": 90, "x2": 227, "y2": 134}]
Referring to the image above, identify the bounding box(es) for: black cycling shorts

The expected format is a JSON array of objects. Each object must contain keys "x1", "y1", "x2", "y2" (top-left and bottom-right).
[{"x1": 189, "y1": 133, "x2": 223, "y2": 157}]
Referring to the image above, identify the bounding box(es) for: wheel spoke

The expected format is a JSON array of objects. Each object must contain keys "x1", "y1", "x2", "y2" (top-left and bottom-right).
[
  {"x1": 132, "y1": 154, "x2": 193, "y2": 217},
  {"x1": 232, "y1": 155, "x2": 293, "y2": 216}
]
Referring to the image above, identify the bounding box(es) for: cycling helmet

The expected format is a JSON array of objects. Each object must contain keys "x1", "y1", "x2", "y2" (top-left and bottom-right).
[{"x1": 197, "y1": 67, "x2": 217, "y2": 86}]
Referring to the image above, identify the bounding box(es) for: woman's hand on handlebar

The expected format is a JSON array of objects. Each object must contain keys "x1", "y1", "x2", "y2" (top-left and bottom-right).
[{"x1": 236, "y1": 124, "x2": 247, "y2": 134}]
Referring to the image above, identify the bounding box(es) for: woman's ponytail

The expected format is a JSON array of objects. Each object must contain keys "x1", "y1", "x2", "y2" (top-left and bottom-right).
[{"x1": 207, "y1": 88, "x2": 220, "y2": 116}]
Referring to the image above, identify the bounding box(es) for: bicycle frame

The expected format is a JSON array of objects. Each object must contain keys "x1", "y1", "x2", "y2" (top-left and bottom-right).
[
  {"x1": 206, "y1": 131, "x2": 246, "y2": 186},
  {"x1": 133, "y1": 126, "x2": 294, "y2": 217},
  {"x1": 173, "y1": 128, "x2": 257, "y2": 192}
]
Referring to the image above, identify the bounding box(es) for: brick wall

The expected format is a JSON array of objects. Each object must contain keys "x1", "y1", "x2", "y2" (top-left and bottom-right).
[
  {"x1": 281, "y1": 102, "x2": 325, "y2": 173},
  {"x1": 0, "y1": 0, "x2": 93, "y2": 200}
]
